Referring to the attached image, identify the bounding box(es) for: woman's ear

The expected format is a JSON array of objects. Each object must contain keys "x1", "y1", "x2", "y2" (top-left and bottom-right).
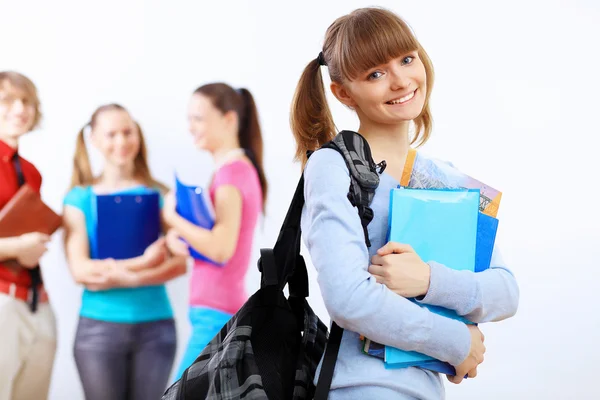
[
  {"x1": 89, "y1": 129, "x2": 100, "y2": 150},
  {"x1": 223, "y1": 110, "x2": 238, "y2": 130},
  {"x1": 330, "y1": 81, "x2": 357, "y2": 109}
]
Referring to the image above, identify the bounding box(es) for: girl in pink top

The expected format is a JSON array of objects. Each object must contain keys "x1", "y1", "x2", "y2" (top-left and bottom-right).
[{"x1": 162, "y1": 83, "x2": 267, "y2": 379}]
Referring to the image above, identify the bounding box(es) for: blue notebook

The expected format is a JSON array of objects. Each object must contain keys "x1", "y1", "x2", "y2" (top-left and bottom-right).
[
  {"x1": 365, "y1": 211, "x2": 498, "y2": 375},
  {"x1": 92, "y1": 190, "x2": 161, "y2": 260},
  {"x1": 384, "y1": 188, "x2": 479, "y2": 371},
  {"x1": 475, "y1": 212, "x2": 498, "y2": 272},
  {"x1": 174, "y1": 175, "x2": 222, "y2": 265}
]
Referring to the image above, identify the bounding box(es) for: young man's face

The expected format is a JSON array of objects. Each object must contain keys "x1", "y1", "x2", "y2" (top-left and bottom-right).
[{"x1": 0, "y1": 80, "x2": 37, "y2": 143}]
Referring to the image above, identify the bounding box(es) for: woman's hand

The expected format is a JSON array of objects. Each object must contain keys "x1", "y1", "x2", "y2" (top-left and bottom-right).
[
  {"x1": 368, "y1": 242, "x2": 430, "y2": 298},
  {"x1": 86, "y1": 259, "x2": 139, "y2": 291},
  {"x1": 165, "y1": 229, "x2": 189, "y2": 257},
  {"x1": 142, "y1": 237, "x2": 168, "y2": 267},
  {"x1": 84, "y1": 258, "x2": 117, "y2": 291},
  {"x1": 447, "y1": 325, "x2": 486, "y2": 384},
  {"x1": 162, "y1": 191, "x2": 178, "y2": 226}
]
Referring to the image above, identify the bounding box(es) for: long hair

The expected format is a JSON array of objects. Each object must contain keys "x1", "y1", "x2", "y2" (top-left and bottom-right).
[
  {"x1": 69, "y1": 103, "x2": 167, "y2": 192},
  {"x1": 0, "y1": 71, "x2": 43, "y2": 130},
  {"x1": 290, "y1": 7, "x2": 435, "y2": 165},
  {"x1": 194, "y1": 83, "x2": 268, "y2": 211}
]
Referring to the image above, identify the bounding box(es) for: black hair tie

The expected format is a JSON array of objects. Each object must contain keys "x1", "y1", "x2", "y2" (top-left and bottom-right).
[{"x1": 317, "y1": 51, "x2": 327, "y2": 66}]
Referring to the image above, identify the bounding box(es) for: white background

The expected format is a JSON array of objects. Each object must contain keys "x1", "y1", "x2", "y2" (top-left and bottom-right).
[{"x1": 2, "y1": 0, "x2": 599, "y2": 399}]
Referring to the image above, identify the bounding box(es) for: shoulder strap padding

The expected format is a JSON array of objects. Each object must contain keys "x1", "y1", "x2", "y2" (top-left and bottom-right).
[{"x1": 321, "y1": 130, "x2": 379, "y2": 247}]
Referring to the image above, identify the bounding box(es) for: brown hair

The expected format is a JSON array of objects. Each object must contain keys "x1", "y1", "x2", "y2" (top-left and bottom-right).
[
  {"x1": 69, "y1": 103, "x2": 167, "y2": 192},
  {"x1": 290, "y1": 7, "x2": 435, "y2": 164},
  {"x1": 193, "y1": 83, "x2": 268, "y2": 211},
  {"x1": 0, "y1": 71, "x2": 43, "y2": 130}
]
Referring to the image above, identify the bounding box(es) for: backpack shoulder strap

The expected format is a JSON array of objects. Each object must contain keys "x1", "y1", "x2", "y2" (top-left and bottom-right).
[
  {"x1": 321, "y1": 130, "x2": 380, "y2": 247},
  {"x1": 314, "y1": 130, "x2": 380, "y2": 400}
]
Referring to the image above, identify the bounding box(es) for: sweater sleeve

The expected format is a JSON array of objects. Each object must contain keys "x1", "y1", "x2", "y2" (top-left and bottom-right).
[{"x1": 416, "y1": 247, "x2": 519, "y2": 323}]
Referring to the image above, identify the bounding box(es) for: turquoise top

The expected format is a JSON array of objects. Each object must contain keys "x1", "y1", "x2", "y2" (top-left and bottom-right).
[{"x1": 64, "y1": 185, "x2": 173, "y2": 323}]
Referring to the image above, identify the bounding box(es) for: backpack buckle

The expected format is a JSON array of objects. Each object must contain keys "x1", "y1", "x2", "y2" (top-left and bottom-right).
[{"x1": 259, "y1": 249, "x2": 280, "y2": 288}]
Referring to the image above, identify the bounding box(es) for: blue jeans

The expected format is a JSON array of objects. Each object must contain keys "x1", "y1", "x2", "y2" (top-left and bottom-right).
[
  {"x1": 74, "y1": 317, "x2": 176, "y2": 400},
  {"x1": 175, "y1": 307, "x2": 232, "y2": 380}
]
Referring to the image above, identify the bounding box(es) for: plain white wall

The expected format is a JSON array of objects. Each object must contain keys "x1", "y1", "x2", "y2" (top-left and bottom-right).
[{"x1": 2, "y1": 0, "x2": 599, "y2": 399}]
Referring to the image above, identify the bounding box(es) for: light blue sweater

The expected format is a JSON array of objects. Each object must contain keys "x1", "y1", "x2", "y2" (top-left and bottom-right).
[{"x1": 301, "y1": 148, "x2": 519, "y2": 399}]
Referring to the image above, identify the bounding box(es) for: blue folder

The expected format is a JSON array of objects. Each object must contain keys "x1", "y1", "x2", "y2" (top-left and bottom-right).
[
  {"x1": 92, "y1": 190, "x2": 161, "y2": 260},
  {"x1": 475, "y1": 212, "x2": 499, "y2": 272},
  {"x1": 174, "y1": 175, "x2": 222, "y2": 265},
  {"x1": 384, "y1": 188, "x2": 479, "y2": 372}
]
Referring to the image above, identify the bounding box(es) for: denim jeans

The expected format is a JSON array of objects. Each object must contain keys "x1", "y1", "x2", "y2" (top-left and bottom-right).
[{"x1": 74, "y1": 317, "x2": 176, "y2": 400}]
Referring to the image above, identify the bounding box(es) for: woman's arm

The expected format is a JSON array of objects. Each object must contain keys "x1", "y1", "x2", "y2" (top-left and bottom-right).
[
  {"x1": 126, "y1": 255, "x2": 187, "y2": 286},
  {"x1": 86, "y1": 254, "x2": 188, "y2": 291},
  {"x1": 118, "y1": 237, "x2": 168, "y2": 271},
  {"x1": 64, "y1": 205, "x2": 187, "y2": 290},
  {"x1": 62, "y1": 205, "x2": 115, "y2": 286},
  {"x1": 416, "y1": 248, "x2": 519, "y2": 323},
  {"x1": 303, "y1": 149, "x2": 476, "y2": 368},
  {"x1": 369, "y1": 242, "x2": 519, "y2": 323},
  {"x1": 162, "y1": 186, "x2": 243, "y2": 264}
]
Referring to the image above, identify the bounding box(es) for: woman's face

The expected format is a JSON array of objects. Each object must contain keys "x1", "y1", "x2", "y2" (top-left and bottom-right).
[
  {"x1": 332, "y1": 52, "x2": 427, "y2": 127},
  {"x1": 91, "y1": 109, "x2": 141, "y2": 168},
  {"x1": 187, "y1": 93, "x2": 230, "y2": 153}
]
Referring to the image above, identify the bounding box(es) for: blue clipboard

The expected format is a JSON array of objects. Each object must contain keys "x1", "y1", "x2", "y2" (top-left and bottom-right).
[
  {"x1": 92, "y1": 190, "x2": 161, "y2": 260},
  {"x1": 174, "y1": 175, "x2": 223, "y2": 266}
]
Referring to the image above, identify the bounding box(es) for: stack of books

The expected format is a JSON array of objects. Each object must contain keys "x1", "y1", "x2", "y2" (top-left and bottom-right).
[{"x1": 361, "y1": 154, "x2": 502, "y2": 375}]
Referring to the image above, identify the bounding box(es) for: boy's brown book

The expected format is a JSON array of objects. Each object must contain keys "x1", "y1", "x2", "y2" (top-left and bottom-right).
[{"x1": 0, "y1": 184, "x2": 62, "y2": 270}]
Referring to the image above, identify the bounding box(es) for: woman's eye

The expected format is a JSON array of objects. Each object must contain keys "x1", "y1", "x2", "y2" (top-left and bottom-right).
[
  {"x1": 402, "y1": 56, "x2": 415, "y2": 65},
  {"x1": 368, "y1": 71, "x2": 384, "y2": 80}
]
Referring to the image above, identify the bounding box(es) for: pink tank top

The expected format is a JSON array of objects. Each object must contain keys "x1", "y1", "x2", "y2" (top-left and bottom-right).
[{"x1": 188, "y1": 160, "x2": 263, "y2": 314}]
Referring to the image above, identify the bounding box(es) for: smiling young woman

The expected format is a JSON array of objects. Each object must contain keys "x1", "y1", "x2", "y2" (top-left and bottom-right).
[
  {"x1": 289, "y1": 7, "x2": 519, "y2": 399},
  {"x1": 62, "y1": 104, "x2": 186, "y2": 400}
]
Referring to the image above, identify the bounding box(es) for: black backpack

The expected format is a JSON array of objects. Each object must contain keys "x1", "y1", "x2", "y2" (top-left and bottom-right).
[{"x1": 162, "y1": 130, "x2": 381, "y2": 400}]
